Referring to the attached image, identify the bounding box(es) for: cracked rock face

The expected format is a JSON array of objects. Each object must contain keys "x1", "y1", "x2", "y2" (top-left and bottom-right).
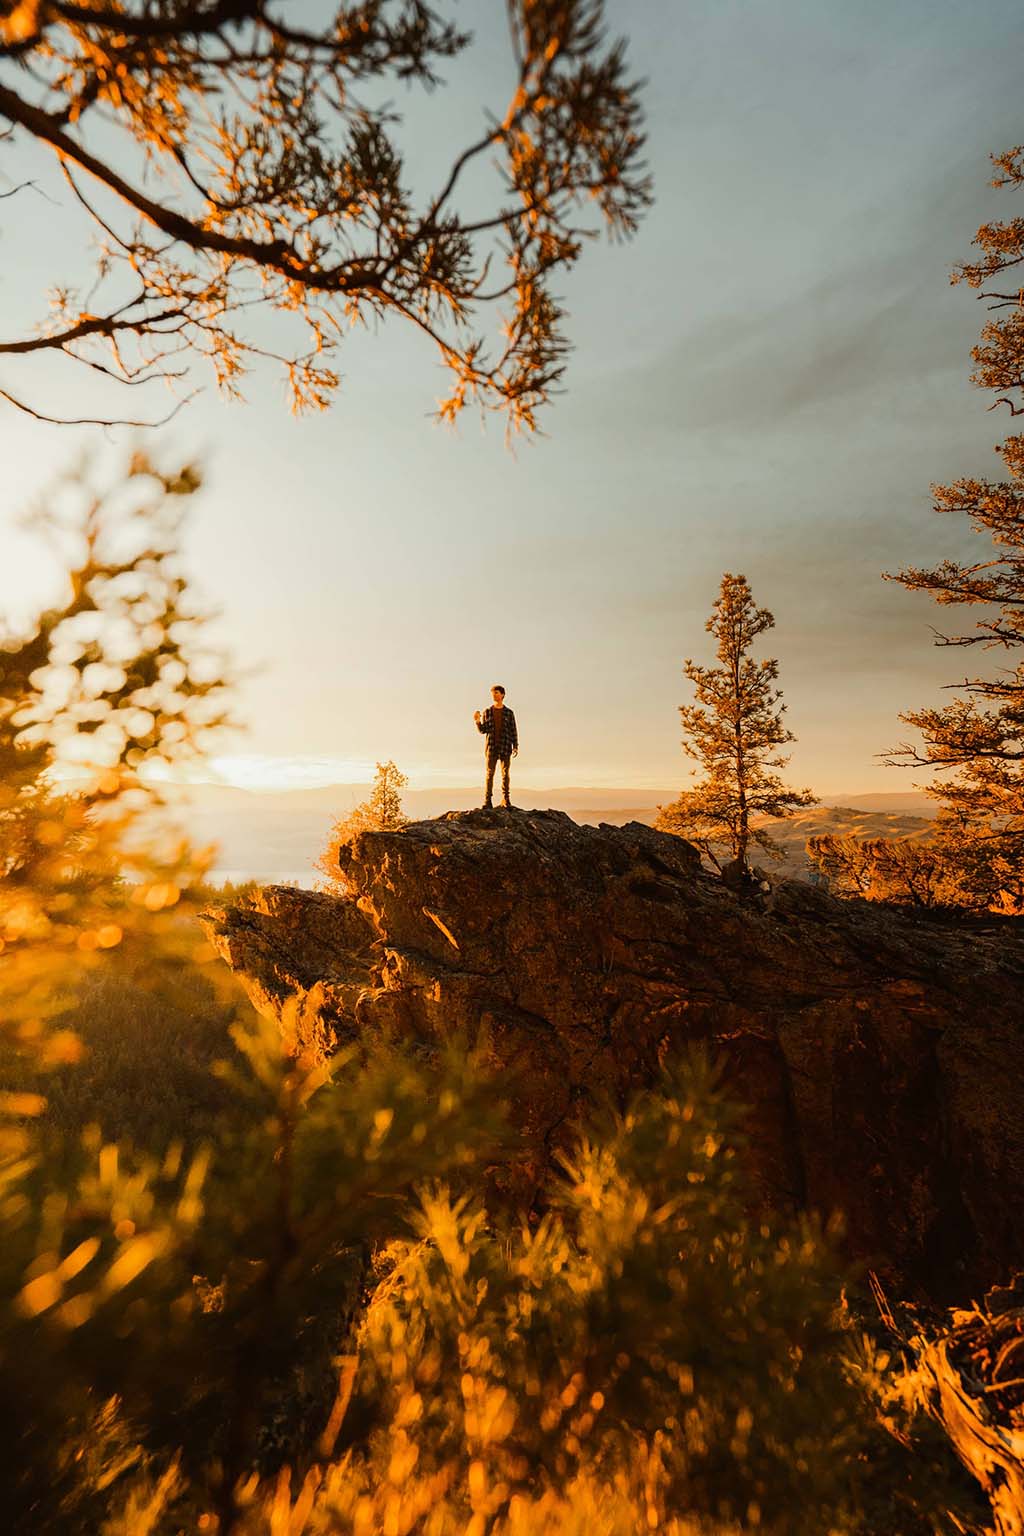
[{"x1": 200, "y1": 808, "x2": 1024, "y2": 1296}]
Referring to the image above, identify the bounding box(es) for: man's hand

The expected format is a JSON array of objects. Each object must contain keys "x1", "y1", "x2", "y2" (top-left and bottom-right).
[{"x1": 474, "y1": 710, "x2": 481, "y2": 723}]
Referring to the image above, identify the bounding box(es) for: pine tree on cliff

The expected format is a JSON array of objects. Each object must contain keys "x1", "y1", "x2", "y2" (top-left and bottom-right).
[
  {"x1": 657, "y1": 573, "x2": 816, "y2": 871},
  {"x1": 315, "y1": 760, "x2": 409, "y2": 890},
  {"x1": 885, "y1": 146, "x2": 1024, "y2": 912},
  {"x1": 365, "y1": 759, "x2": 409, "y2": 833}
]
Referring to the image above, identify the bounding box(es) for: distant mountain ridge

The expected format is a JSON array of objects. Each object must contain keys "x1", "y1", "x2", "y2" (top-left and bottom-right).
[{"x1": 165, "y1": 780, "x2": 937, "y2": 885}]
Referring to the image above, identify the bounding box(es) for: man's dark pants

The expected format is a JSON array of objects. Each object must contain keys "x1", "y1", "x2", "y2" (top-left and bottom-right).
[{"x1": 485, "y1": 751, "x2": 511, "y2": 807}]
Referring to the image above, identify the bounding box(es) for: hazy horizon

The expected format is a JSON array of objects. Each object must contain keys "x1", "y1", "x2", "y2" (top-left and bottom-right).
[{"x1": 169, "y1": 768, "x2": 936, "y2": 806}]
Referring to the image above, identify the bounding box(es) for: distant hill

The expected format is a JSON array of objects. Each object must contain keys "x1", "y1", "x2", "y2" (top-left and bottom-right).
[
  {"x1": 164, "y1": 780, "x2": 936, "y2": 884},
  {"x1": 819, "y1": 792, "x2": 936, "y2": 816}
]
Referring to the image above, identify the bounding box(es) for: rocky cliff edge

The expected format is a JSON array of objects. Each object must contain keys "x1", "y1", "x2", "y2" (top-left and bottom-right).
[{"x1": 200, "y1": 808, "x2": 1024, "y2": 1295}]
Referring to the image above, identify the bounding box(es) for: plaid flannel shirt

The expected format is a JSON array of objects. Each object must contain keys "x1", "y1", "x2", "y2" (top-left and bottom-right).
[{"x1": 477, "y1": 705, "x2": 518, "y2": 758}]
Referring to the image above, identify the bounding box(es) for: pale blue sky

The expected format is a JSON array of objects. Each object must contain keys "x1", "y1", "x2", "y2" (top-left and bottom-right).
[{"x1": 1, "y1": 0, "x2": 1022, "y2": 792}]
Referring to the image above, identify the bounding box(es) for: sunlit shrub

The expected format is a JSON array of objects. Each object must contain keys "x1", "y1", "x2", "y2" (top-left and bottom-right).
[
  {"x1": 319, "y1": 1060, "x2": 972, "y2": 1536},
  {"x1": 54, "y1": 1058, "x2": 977, "y2": 1536},
  {"x1": 1, "y1": 1008, "x2": 506, "y2": 1532}
]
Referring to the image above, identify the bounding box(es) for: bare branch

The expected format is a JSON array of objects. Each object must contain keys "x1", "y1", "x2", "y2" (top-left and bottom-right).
[
  {"x1": 0, "y1": 381, "x2": 196, "y2": 428},
  {"x1": 0, "y1": 179, "x2": 57, "y2": 201},
  {"x1": 49, "y1": 0, "x2": 262, "y2": 42}
]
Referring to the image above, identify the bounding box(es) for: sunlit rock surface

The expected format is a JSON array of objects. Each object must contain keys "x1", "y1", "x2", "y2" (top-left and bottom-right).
[{"x1": 201, "y1": 808, "x2": 1024, "y2": 1296}]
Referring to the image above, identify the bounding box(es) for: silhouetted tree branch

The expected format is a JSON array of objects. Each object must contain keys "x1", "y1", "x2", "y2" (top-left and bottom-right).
[
  {"x1": 0, "y1": 0, "x2": 651, "y2": 431},
  {"x1": 0, "y1": 381, "x2": 192, "y2": 427}
]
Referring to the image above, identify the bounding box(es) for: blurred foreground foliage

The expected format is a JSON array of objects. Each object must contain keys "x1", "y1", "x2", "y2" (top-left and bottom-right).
[
  {"x1": 42, "y1": 956, "x2": 237, "y2": 1155},
  {"x1": 4, "y1": 1029, "x2": 987, "y2": 1536},
  {"x1": 0, "y1": 456, "x2": 1009, "y2": 1534},
  {"x1": 0, "y1": 450, "x2": 229, "y2": 1067}
]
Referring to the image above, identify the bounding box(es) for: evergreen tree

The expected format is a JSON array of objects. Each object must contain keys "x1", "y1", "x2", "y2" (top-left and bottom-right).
[
  {"x1": 366, "y1": 760, "x2": 409, "y2": 833},
  {"x1": 657, "y1": 573, "x2": 816, "y2": 871},
  {"x1": 887, "y1": 145, "x2": 1024, "y2": 912},
  {"x1": 315, "y1": 760, "x2": 409, "y2": 891}
]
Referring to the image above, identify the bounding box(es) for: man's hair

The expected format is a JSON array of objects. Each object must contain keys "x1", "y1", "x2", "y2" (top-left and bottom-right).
[{"x1": 491, "y1": 684, "x2": 506, "y2": 696}]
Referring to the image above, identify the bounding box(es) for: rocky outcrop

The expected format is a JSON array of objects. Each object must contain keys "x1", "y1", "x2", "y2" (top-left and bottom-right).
[
  {"x1": 201, "y1": 882, "x2": 376, "y2": 1060},
  {"x1": 200, "y1": 809, "x2": 1024, "y2": 1296}
]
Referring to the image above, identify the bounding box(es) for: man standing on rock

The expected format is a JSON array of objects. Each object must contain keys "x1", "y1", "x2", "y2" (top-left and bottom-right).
[{"x1": 474, "y1": 685, "x2": 518, "y2": 808}]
